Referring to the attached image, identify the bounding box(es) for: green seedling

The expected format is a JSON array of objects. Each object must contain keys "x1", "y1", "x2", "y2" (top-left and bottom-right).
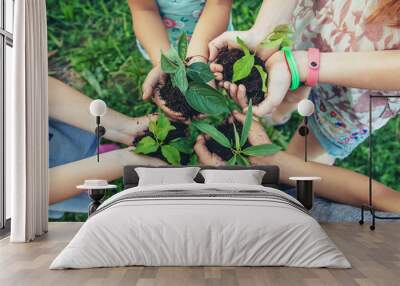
[
  {"x1": 232, "y1": 24, "x2": 294, "y2": 92},
  {"x1": 193, "y1": 101, "x2": 281, "y2": 166},
  {"x1": 133, "y1": 113, "x2": 193, "y2": 165},
  {"x1": 160, "y1": 32, "x2": 230, "y2": 115}
]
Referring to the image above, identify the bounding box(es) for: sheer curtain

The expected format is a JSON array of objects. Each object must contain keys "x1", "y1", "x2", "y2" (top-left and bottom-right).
[{"x1": 9, "y1": 0, "x2": 48, "y2": 242}]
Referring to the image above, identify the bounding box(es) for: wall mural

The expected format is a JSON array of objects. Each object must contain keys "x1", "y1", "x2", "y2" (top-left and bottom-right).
[{"x1": 47, "y1": 0, "x2": 400, "y2": 222}]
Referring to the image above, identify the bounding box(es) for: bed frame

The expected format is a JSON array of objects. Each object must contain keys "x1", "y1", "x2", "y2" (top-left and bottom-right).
[{"x1": 123, "y1": 165, "x2": 281, "y2": 189}]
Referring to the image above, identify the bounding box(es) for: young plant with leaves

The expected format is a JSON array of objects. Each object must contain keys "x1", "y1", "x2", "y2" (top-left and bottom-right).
[
  {"x1": 193, "y1": 101, "x2": 281, "y2": 166},
  {"x1": 232, "y1": 24, "x2": 294, "y2": 92},
  {"x1": 159, "y1": 32, "x2": 230, "y2": 116},
  {"x1": 133, "y1": 113, "x2": 194, "y2": 165}
]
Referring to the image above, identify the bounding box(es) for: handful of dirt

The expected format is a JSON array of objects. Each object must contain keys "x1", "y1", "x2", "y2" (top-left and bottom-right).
[{"x1": 215, "y1": 47, "x2": 266, "y2": 105}]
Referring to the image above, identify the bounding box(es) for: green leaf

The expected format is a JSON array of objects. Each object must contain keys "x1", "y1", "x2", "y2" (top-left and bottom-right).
[
  {"x1": 171, "y1": 67, "x2": 189, "y2": 94},
  {"x1": 187, "y1": 62, "x2": 215, "y2": 83},
  {"x1": 232, "y1": 54, "x2": 254, "y2": 82},
  {"x1": 165, "y1": 47, "x2": 184, "y2": 67},
  {"x1": 161, "y1": 145, "x2": 181, "y2": 165},
  {"x1": 254, "y1": 65, "x2": 268, "y2": 93},
  {"x1": 186, "y1": 82, "x2": 230, "y2": 115},
  {"x1": 273, "y1": 24, "x2": 293, "y2": 34},
  {"x1": 237, "y1": 154, "x2": 250, "y2": 166},
  {"x1": 260, "y1": 38, "x2": 283, "y2": 49},
  {"x1": 227, "y1": 154, "x2": 237, "y2": 166},
  {"x1": 281, "y1": 38, "x2": 294, "y2": 48},
  {"x1": 169, "y1": 138, "x2": 193, "y2": 154},
  {"x1": 233, "y1": 124, "x2": 241, "y2": 151},
  {"x1": 188, "y1": 153, "x2": 199, "y2": 165},
  {"x1": 236, "y1": 37, "x2": 250, "y2": 56},
  {"x1": 134, "y1": 136, "x2": 159, "y2": 154},
  {"x1": 160, "y1": 53, "x2": 179, "y2": 73},
  {"x1": 149, "y1": 120, "x2": 157, "y2": 135},
  {"x1": 192, "y1": 121, "x2": 232, "y2": 148},
  {"x1": 242, "y1": 144, "x2": 282, "y2": 156},
  {"x1": 154, "y1": 113, "x2": 175, "y2": 142},
  {"x1": 177, "y1": 32, "x2": 188, "y2": 61},
  {"x1": 241, "y1": 99, "x2": 253, "y2": 147}
]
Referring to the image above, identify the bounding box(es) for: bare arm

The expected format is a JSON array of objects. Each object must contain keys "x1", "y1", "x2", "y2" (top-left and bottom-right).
[
  {"x1": 295, "y1": 50, "x2": 400, "y2": 91},
  {"x1": 187, "y1": 0, "x2": 232, "y2": 61},
  {"x1": 49, "y1": 148, "x2": 166, "y2": 204},
  {"x1": 253, "y1": 151, "x2": 400, "y2": 213},
  {"x1": 250, "y1": 0, "x2": 299, "y2": 44},
  {"x1": 128, "y1": 0, "x2": 170, "y2": 65},
  {"x1": 48, "y1": 77, "x2": 153, "y2": 146}
]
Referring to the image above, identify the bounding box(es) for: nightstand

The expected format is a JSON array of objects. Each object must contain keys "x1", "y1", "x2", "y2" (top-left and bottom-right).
[
  {"x1": 77, "y1": 180, "x2": 117, "y2": 215},
  {"x1": 289, "y1": 177, "x2": 321, "y2": 210}
]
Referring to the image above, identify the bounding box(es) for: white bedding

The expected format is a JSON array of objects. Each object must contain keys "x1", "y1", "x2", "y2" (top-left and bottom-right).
[{"x1": 50, "y1": 183, "x2": 350, "y2": 269}]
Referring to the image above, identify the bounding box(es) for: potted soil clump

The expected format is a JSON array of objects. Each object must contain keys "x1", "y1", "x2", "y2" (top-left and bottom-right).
[
  {"x1": 215, "y1": 25, "x2": 294, "y2": 105},
  {"x1": 193, "y1": 101, "x2": 281, "y2": 166},
  {"x1": 154, "y1": 33, "x2": 231, "y2": 121}
]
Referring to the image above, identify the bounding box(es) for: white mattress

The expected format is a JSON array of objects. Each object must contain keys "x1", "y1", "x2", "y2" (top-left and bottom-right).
[{"x1": 50, "y1": 183, "x2": 350, "y2": 269}]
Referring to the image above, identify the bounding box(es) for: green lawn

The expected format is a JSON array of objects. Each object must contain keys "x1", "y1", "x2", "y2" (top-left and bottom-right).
[{"x1": 47, "y1": 0, "x2": 399, "y2": 220}]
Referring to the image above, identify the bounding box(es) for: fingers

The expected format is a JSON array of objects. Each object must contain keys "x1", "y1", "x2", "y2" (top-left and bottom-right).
[
  {"x1": 232, "y1": 110, "x2": 271, "y2": 145},
  {"x1": 142, "y1": 67, "x2": 166, "y2": 101},
  {"x1": 210, "y1": 63, "x2": 223, "y2": 73},
  {"x1": 236, "y1": 85, "x2": 248, "y2": 109},
  {"x1": 210, "y1": 63, "x2": 224, "y2": 81},
  {"x1": 253, "y1": 77, "x2": 290, "y2": 117},
  {"x1": 142, "y1": 72, "x2": 157, "y2": 101},
  {"x1": 209, "y1": 33, "x2": 229, "y2": 61},
  {"x1": 194, "y1": 135, "x2": 225, "y2": 166}
]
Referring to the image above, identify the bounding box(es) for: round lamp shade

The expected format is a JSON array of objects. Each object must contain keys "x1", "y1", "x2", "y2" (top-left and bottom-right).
[
  {"x1": 297, "y1": 99, "x2": 315, "y2": 117},
  {"x1": 90, "y1": 99, "x2": 107, "y2": 117}
]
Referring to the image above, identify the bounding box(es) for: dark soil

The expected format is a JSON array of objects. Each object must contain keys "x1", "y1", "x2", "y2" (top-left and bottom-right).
[
  {"x1": 216, "y1": 47, "x2": 266, "y2": 105},
  {"x1": 205, "y1": 119, "x2": 250, "y2": 161},
  {"x1": 133, "y1": 121, "x2": 192, "y2": 165},
  {"x1": 158, "y1": 75, "x2": 200, "y2": 119}
]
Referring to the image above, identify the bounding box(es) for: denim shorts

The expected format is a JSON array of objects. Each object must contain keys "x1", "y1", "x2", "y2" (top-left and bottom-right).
[
  {"x1": 48, "y1": 118, "x2": 97, "y2": 219},
  {"x1": 308, "y1": 114, "x2": 357, "y2": 159}
]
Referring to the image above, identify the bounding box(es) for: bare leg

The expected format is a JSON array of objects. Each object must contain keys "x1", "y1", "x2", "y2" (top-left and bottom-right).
[
  {"x1": 252, "y1": 152, "x2": 400, "y2": 212},
  {"x1": 284, "y1": 124, "x2": 399, "y2": 211},
  {"x1": 287, "y1": 125, "x2": 336, "y2": 165},
  {"x1": 49, "y1": 148, "x2": 165, "y2": 204}
]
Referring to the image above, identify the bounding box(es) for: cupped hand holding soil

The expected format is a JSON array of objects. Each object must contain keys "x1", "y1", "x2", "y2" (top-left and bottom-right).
[
  {"x1": 194, "y1": 111, "x2": 274, "y2": 166},
  {"x1": 213, "y1": 50, "x2": 306, "y2": 118},
  {"x1": 155, "y1": 75, "x2": 201, "y2": 122}
]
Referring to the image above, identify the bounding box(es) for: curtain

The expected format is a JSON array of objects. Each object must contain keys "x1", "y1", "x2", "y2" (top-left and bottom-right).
[{"x1": 9, "y1": 0, "x2": 49, "y2": 242}]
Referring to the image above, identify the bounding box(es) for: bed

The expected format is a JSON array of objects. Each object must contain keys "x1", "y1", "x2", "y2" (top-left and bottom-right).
[{"x1": 50, "y1": 165, "x2": 350, "y2": 269}]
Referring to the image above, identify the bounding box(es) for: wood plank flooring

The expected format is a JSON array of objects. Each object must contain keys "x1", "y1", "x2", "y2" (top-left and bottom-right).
[{"x1": 0, "y1": 222, "x2": 399, "y2": 286}]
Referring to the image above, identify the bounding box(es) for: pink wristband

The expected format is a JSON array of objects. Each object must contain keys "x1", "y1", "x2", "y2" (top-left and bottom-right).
[{"x1": 305, "y1": 48, "x2": 320, "y2": 87}]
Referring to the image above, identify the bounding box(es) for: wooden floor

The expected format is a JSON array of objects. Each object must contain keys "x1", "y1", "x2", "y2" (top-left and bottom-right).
[{"x1": 0, "y1": 222, "x2": 399, "y2": 286}]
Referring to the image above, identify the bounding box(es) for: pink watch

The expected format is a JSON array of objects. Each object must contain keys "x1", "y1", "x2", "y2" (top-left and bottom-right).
[{"x1": 305, "y1": 48, "x2": 320, "y2": 87}]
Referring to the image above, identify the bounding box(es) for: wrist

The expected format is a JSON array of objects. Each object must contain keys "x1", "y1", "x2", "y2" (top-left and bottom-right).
[
  {"x1": 247, "y1": 28, "x2": 266, "y2": 48},
  {"x1": 186, "y1": 54, "x2": 208, "y2": 65},
  {"x1": 293, "y1": 51, "x2": 308, "y2": 82}
]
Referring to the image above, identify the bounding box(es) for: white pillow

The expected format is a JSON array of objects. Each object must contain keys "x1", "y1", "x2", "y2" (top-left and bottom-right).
[
  {"x1": 200, "y1": 169, "x2": 266, "y2": 185},
  {"x1": 135, "y1": 167, "x2": 200, "y2": 186}
]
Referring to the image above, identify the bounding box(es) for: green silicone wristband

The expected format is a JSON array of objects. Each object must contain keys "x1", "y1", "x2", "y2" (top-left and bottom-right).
[{"x1": 282, "y1": 47, "x2": 300, "y2": 91}]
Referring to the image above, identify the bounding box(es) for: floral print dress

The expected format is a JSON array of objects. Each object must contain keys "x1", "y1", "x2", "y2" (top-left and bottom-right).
[
  {"x1": 136, "y1": 0, "x2": 233, "y2": 60},
  {"x1": 292, "y1": 0, "x2": 400, "y2": 158}
]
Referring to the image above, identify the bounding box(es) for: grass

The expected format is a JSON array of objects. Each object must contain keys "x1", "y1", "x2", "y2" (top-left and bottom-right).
[{"x1": 47, "y1": 0, "x2": 399, "y2": 221}]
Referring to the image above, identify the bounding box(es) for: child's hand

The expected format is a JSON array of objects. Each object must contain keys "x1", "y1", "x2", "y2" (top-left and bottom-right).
[
  {"x1": 193, "y1": 110, "x2": 275, "y2": 166},
  {"x1": 142, "y1": 65, "x2": 166, "y2": 101},
  {"x1": 215, "y1": 51, "x2": 307, "y2": 118},
  {"x1": 114, "y1": 114, "x2": 159, "y2": 146},
  {"x1": 208, "y1": 30, "x2": 262, "y2": 62},
  {"x1": 143, "y1": 65, "x2": 186, "y2": 121},
  {"x1": 153, "y1": 88, "x2": 187, "y2": 121}
]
